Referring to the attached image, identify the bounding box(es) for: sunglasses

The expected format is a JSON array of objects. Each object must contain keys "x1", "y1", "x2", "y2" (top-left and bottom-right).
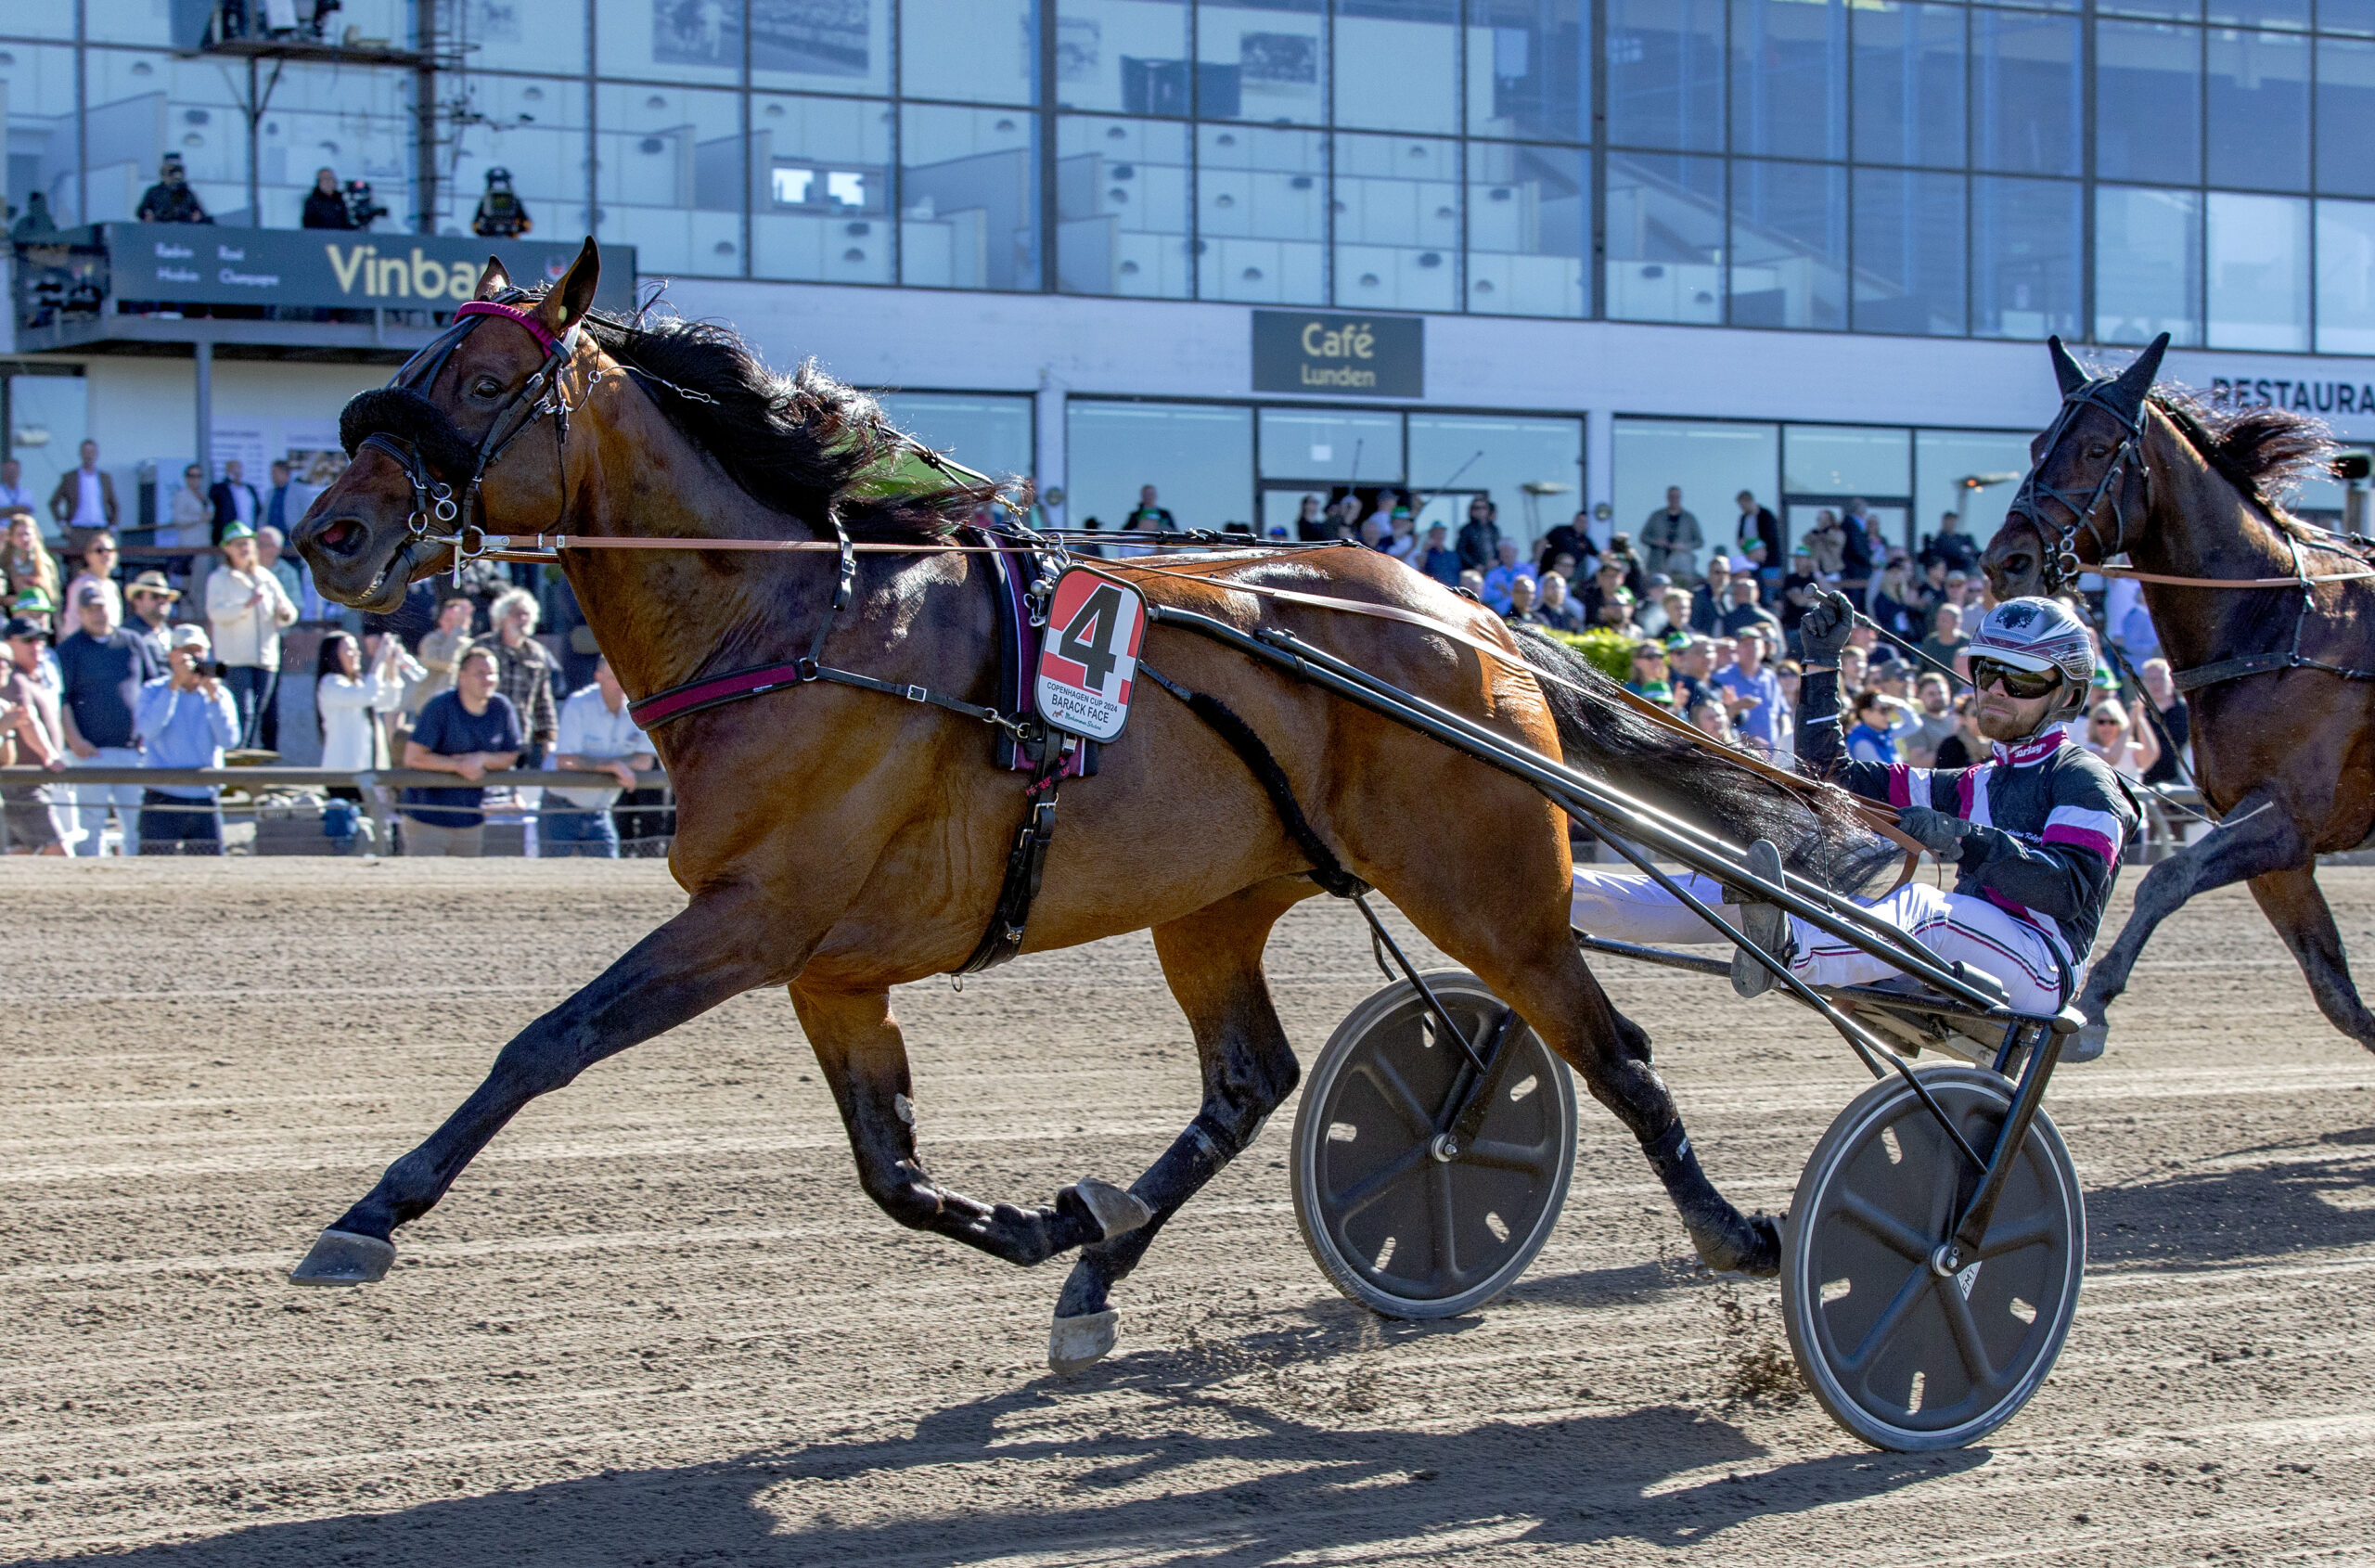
[{"x1": 1970, "y1": 657, "x2": 2065, "y2": 700}]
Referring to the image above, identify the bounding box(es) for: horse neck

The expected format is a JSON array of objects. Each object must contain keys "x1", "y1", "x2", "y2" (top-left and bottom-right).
[
  {"x1": 2129, "y1": 408, "x2": 2298, "y2": 677},
  {"x1": 553, "y1": 379, "x2": 836, "y2": 700}
]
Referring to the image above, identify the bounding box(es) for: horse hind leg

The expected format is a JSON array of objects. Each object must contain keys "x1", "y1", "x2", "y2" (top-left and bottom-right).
[
  {"x1": 1050, "y1": 879, "x2": 1310, "y2": 1372},
  {"x1": 2249, "y1": 866, "x2": 2375, "y2": 1052},
  {"x1": 789, "y1": 983, "x2": 1150, "y2": 1269}
]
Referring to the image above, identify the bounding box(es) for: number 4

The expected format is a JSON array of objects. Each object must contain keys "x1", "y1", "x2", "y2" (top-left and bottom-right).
[{"x1": 1058, "y1": 584, "x2": 1128, "y2": 689}]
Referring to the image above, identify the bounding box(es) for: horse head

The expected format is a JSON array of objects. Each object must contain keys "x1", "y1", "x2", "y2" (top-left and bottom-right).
[
  {"x1": 1981, "y1": 332, "x2": 2168, "y2": 600},
  {"x1": 297, "y1": 238, "x2": 604, "y2": 613}
]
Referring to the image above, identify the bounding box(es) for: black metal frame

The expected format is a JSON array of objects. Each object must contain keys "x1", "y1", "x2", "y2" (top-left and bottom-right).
[{"x1": 1142, "y1": 597, "x2": 2085, "y2": 1265}]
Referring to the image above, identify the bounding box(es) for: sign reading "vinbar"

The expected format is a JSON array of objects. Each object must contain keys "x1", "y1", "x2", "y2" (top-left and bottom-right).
[
  {"x1": 1252, "y1": 310, "x2": 1424, "y2": 398},
  {"x1": 77, "y1": 224, "x2": 635, "y2": 312}
]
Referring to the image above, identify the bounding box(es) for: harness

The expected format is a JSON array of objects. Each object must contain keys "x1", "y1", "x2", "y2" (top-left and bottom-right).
[{"x1": 2009, "y1": 376, "x2": 2151, "y2": 599}]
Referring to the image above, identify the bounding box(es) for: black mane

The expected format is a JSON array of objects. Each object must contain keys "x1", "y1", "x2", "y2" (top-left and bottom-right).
[
  {"x1": 2151, "y1": 387, "x2": 2336, "y2": 528},
  {"x1": 563, "y1": 298, "x2": 1011, "y2": 542}
]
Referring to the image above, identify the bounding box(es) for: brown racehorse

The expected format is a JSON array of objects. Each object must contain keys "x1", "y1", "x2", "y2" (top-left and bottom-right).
[
  {"x1": 1981, "y1": 335, "x2": 2375, "y2": 1058},
  {"x1": 290, "y1": 239, "x2": 1889, "y2": 1367}
]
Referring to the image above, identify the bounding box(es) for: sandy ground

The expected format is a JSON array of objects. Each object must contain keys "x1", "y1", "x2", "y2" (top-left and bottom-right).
[{"x1": 5, "y1": 858, "x2": 2375, "y2": 1566}]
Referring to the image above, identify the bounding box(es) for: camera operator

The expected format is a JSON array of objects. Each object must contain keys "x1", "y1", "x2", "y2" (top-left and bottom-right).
[
  {"x1": 470, "y1": 168, "x2": 532, "y2": 238},
  {"x1": 134, "y1": 626, "x2": 238, "y2": 855},
  {"x1": 302, "y1": 167, "x2": 353, "y2": 229}
]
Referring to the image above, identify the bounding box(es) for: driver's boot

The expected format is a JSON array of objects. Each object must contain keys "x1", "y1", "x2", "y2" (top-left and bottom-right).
[{"x1": 1727, "y1": 839, "x2": 1795, "y2": 999}]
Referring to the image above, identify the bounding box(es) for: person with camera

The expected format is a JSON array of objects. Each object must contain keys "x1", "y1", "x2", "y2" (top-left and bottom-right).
[
  {"x1": 471, "y1": 168, "x2": 532, "y2": 238},
  {"x1": 399, "y1": 644, "x2": 522, "y2": 857},
  {"x1": 302, "y1": 167, "x2": 353, "y2": 229},
  {"x1": 135, "y1": 626, "x2": 238, "y2": 855}
]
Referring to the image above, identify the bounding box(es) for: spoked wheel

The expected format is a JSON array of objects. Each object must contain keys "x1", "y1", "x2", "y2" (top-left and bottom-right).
[
  {"x1": 1782, "y1": 1065, "x2": 2085, "y2": 1452},
  {"x1": 1292, "y1": 972, "x2": 1577, "y2": 1318}
]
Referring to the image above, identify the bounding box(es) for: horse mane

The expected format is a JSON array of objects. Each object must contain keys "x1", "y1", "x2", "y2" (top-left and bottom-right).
[
  {"x1": 2150, "y1": 387, "x2": 2337, "y2": 539},
  {"x1": 546, "y1": 293, "x2": 1010, "y2": 542}
]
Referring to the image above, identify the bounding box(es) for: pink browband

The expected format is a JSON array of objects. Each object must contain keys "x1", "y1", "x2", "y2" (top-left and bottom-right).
[{"x1": 455, "y1": 299, "x2": 561, "y2": 354}]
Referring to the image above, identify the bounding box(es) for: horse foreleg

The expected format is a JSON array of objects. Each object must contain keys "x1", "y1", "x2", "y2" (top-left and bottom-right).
[
  {"x1": 790, "y1": 983, "x2": 1143, "y2": 1270},
  {"x1": 290, "y1": 892, "x2": 782, "y2": 1285},
  {"x1": 2078, "y1": 788, "x2": 2305, "y2": 1054},
  {"x1": 2249, "y1": 866, "x2": 2375, "y2": 1052},
  {"x1": 1050, "y1": 880, "x2": 1308, "y2": 1372}
]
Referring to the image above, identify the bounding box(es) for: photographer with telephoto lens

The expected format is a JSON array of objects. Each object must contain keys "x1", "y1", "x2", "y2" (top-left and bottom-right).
[{"x1": 134, "y1": 625, "x2": 238, "y2": 855}]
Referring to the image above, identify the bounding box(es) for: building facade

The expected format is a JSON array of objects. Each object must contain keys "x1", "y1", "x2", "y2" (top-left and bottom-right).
[{"x1": 6, "y1": 0, "x2": 2374, "y2": 566}]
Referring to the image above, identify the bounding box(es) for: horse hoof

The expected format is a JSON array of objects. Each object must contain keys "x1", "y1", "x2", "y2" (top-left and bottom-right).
[
  {"x1": 289, "y1": 1227, "x2": 396, "y2": 1287},
  {"x1": 1069, "y1": 1177, "x2": 1153, "y2": 1241},
  {"x1": 1047, "y1": 1307, "x2": 1119, "y2": 1374},
  {"x1": 1693, "y1": 1212, "x2": 1781, "y2": 1279},
  {"x1": 2065, "y1": 1022, "x2": 2108, "y2": 1063}
]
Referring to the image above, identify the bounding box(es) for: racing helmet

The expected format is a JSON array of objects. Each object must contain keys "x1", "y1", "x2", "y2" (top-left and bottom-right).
[{"x1": 1967, "y1": 596, "x2": 2094, "y2": 719}]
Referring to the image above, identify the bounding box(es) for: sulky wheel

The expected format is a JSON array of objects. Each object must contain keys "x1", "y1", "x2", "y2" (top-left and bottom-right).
[
  {"x1": 1781, "y1": 1065, "x2": 2085, "y2": 1452},
  {"x1": 1292, "y1": 972, "x2": 1577, "y2": 1318}
]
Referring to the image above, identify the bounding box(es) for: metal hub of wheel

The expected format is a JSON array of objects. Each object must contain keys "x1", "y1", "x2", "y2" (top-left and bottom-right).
[
  {"x1": 1292, "y1": 972, "x2": 1577, "y2": 1319},
  {"x1": 1781, "y1": 1065, "x2": 2085, "y2": 1452}
]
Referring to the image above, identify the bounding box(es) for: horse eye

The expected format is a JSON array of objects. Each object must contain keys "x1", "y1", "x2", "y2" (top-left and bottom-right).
[{"x1": 471, "y1": 377, "x2": 503, "y2": 398}]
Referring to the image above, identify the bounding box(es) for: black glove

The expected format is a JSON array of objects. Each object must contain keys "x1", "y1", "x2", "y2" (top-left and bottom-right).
[
  {"x1": 1798, "y1": 589, "x2": 1855, "y2": 662},
  {"x1": 1897, "y1": 805, "x2": 1975, "y2": 861}
]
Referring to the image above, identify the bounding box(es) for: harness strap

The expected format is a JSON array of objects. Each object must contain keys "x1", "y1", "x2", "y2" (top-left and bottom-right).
[
  {"x1": 1138, "y1": 662, "x2": 1370, "y2": 900},
  {"x1": 2171, "y1": 650, "x2": 2375, "y2": 693},
  {"x1": 953, "y1": 744, "x2": 1068, "y2": 975},
  {"x1": 626, "y1": 654, "x2": 1026, "y2": 734}
]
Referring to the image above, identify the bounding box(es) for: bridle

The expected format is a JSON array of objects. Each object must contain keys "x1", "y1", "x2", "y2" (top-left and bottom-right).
[
  {"x1": 353, "y1": 295, "x2": 590, "y2": 588},
  {"x1": 2006, "y1": 378, "x2": 2152, "y2": 597}
]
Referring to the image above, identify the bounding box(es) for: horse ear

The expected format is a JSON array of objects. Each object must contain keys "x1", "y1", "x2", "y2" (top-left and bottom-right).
[
  {"x1": 534, "y1": 237, "x2": 600, "y2": 339},
  {"x1": 2047, "y1": 335, "x2": 2088, "y2": 396},
  {"x1": 2106, "y1": 332, "x2": 2171, "y2": 419},
  {"x1": 471, "y1": 256, "x2": 512, "y2": 301}
]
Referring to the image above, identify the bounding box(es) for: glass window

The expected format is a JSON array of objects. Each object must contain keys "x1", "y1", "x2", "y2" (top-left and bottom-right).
[
  {"x1": 1070, "y1": 401, "x2": 1253, "y2": 531},
  {"x1": 1057, "y1": 116, "x2": 1193, "y2": 296},
  {"x1": 596, "y1": 85, "x2": 744, "y2": 276},
  {"x1": 1730, "y1": 0, "x2": 1847, "y2": 161},
  {"x1": 2208, "y1": 0, "x2": 2307, "y2": 24},
  {"x1": 1259, "y1": 407, "x2": 1406, "y2": 480},
  {"x1": 2097, "y1": 21, "x2": 2203, "y2": 186},
  {"x1": 2206, "y1": 30, "x2": 2311, "y2": 190},
  {"x1": 1916, "y1": 431, "x2": 2036, "y2": 552},
  {"x1": 2095, "y1": 185, "x2": 2204, "y2": 345},
  {"x1": 755, "y1": 0, "x2": 894, "y2": 96},
  {"x1": 1, "y1": 372, "x2": 87, "y2": 543},
  {"x1": 2318, "y1": 39, "x2": 2375, "y2": 196},
  {"x1": 2317, "y1": 198, "x2": 2375, "y2": 353},
  {"x1": 1465, "y1": 142, "x2": 1588, "y2": 316},
  {"x1": 901, "y1": 105, "x2": 1040, "y2": 289},
  {"x1": 1407, "y1": 413, "x2": 1585, "y2": 550},
  {"x1": 1605, "y1": 152, "x2": 1725, "y2": 322},
  {"x1": 1606, "y1": 0, "x2": 1726, "y2": 151},
  {"x1": 2101, "y1": 0, "x2": 2201, "y2": 19},
  {"x1": 2205, "y1": 191, "x2": 2309, "y2": 348},
  {"x1": 2323, "y1": 0, "x2": 2375, "y2": 32},
  {"x1": 1197, "y1": 0, "x2": 1329, "y2": 123},
  {"x1": 1785, "y1": 426, "x2": 1909, "y2": 495},
  {"x1": 460, "y1": 0, "x2": 588, "y2": 74},
  {"x1": 1466, "y1": 0, "x2": 1589, "y2": 142},
  {"x1": 0, "y1": 45, "x2": 81, "y2": 224},
  {"x1": 875, "y1": 393, "x2": 1035, "y2": 480},
  {"x1": 446, "y1": 76, "x2": 590, "y2": 239},
  {"x1": 1056, "y1": 0, "x2": 1191, "y2": 113},
  {"x1": 1853, "y1": 4, "x2": 1966, "y2": 169},
  {"x1": 1853, "y1": 169, "x2": 1966, "y2": 336},
  {"x1": 904, "y1": 0, "x2": 1040, "y2": 106},
  {"x1": 752, "y1": 95, "x2": 895, "y2": 285},
  {"x1": 1612, "y1": 419, "x2": 1778, "y2": 573},
  {"x1": 1333, "y1": 134, "x2": 1460, "y2": 312},
  {"x1": 597, "y1": 0, "x2": 742, "y2": 84},
  {"x1": 1730, "y1": 159, "x2": 1846, "y2": 329},
  {"x1": 1335, "y1": 0, "x2": 1460, "y2": 133},
  {"x1": 1196, "y1": 123, "x2": 1328, "y2": 302},
  {"x1": 1972, "y1": 175, "x2": 2080, "y2": 339},
  {"x1": 1971, "y1": 9, "x2": 2081, "y2": 176},
  {"x1": 81, "y1": 53, "x2": 250, "y2": 225}
]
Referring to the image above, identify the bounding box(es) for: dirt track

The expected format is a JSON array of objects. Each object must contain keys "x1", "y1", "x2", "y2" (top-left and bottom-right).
[{"x1": 5, "y1": 858, "x2": 2375, "y2": 1566}]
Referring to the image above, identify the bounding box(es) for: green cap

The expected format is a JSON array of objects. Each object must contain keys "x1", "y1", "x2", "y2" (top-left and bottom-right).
[
  {"x1": 10, "y1": 585, "x2": 52, "y2": 612},
  {"x1": 220, "y1": 519, "x2": 256, "y2": 542}
]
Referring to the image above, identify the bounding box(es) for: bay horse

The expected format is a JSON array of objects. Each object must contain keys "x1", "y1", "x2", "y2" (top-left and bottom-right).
[
  {"x1": 289, "y1": 238, "x2": 1890, "y2": 1367},
  {"x1": 1981, "y1": 334, "x2": 2375, "y2": 1058}
]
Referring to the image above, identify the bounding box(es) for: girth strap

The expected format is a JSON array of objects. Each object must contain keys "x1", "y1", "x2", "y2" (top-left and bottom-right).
[
  {"x1": 2173, "y1": 650, "x2": 2375, "y2": 693},
  {"x1": 954, "y1": 743, "x2": 1070, "y2": 975},
  {"x1": 627, "y1": 655, "x2": 1024, "y2": 735}
]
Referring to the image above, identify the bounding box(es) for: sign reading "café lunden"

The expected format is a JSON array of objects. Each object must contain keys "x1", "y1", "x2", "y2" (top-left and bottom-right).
[{"x1": 1252, "y1": 310, "x2": 1423, "y2": 398}]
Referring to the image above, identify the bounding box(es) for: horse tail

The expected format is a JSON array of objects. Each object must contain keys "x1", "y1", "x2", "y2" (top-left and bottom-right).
[{"x1": 1509, "y1": 627, "x2": 1899, "y2": 893}]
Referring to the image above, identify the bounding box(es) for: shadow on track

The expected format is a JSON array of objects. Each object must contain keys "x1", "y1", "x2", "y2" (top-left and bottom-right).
[
  {"x1": 14, "y1": 1383, "x2": 1977, "y2": 1567},
  {"x1": 2086, "y1": 1131, "x2": 2375, "y2": 1269}
]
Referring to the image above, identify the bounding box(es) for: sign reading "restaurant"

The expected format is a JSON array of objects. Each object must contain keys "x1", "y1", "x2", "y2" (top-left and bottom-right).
[
  {"x1": 1252, "y1": 310, "x2": 1423, "y2": 398},
  {"x1": 89, "y1": 224, "x2": 635, "y2": 312}
]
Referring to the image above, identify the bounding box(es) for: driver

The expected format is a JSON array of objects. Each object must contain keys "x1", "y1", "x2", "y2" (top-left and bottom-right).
[{"x1": 1569, "y1": 590, "x2": 2138, "y2": 1040}]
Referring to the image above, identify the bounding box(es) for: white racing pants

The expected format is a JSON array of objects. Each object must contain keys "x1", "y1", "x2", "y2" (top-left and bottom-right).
[{"x1": 1570, "y1": 868, "x2": 2071, "y2": 1015}]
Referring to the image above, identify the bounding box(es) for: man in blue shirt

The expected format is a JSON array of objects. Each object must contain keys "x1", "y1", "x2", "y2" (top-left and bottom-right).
[
  {"x1": 1480, "y1": 539, "x2": 1535, "y2": 615},
  {"x1": 546, "y1": 658, "x2": 654, "y2": 858},
  {"x1": 58, "y1": 584, "x2": 160, "y2": 855},
  {"x1": 401, "y1": 643, "x2": 522, "y2": 856},
  {"x1": 134, "y1": 625, "x2": 239, "y2": 855},
  {"x1": 1714, "y1": 627, "x2": 1785, "y2": 754}
]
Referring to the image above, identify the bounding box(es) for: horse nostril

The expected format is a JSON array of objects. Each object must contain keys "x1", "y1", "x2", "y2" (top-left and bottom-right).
[{"x1": 317, "y1": 518, "x2": 361, "y2": 552}]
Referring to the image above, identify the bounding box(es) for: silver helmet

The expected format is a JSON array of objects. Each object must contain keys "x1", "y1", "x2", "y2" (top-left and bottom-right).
[{"x1": 1968, "y1": 596, "x2": 2095, "y2": 717}]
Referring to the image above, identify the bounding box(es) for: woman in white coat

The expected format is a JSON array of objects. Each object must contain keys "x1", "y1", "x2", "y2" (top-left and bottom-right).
[{"x1": 314, "y1": 631, "x2": 408, "y2": 784}]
